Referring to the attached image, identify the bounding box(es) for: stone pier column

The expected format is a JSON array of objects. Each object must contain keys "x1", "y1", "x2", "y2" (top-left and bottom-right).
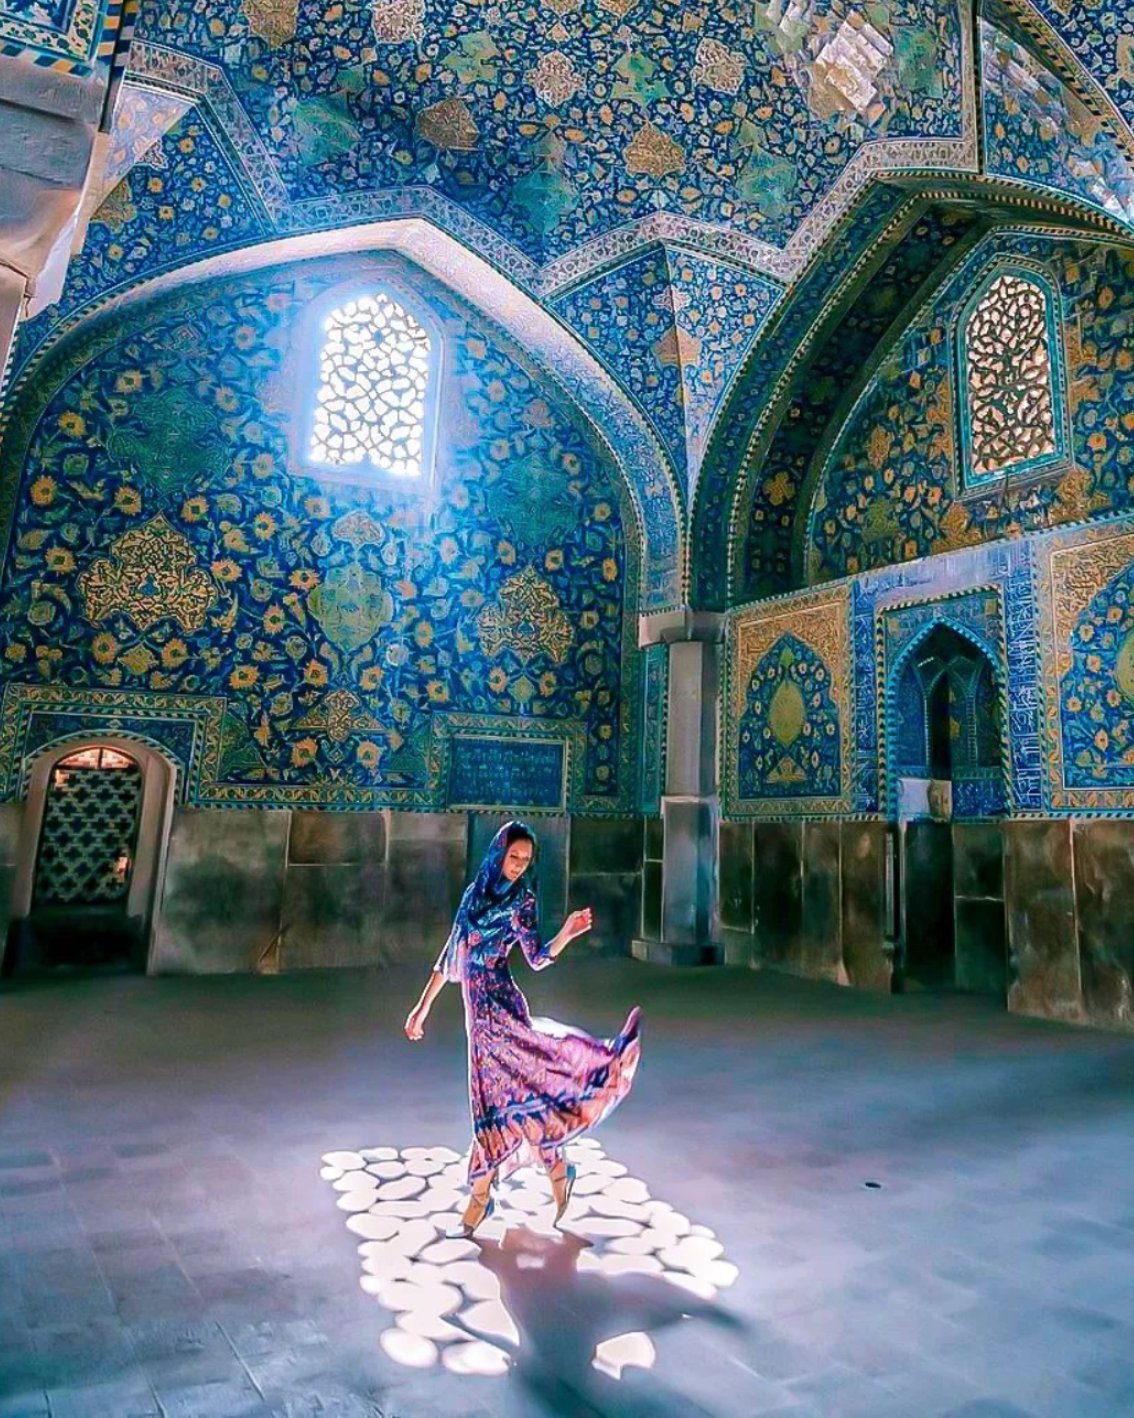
[
  {"x1": 633, "y1": 611, "x2": 724, "y2": 966},
  {"x1": 0, "y1": 264, "x2": 25, "y2": 396},
  {"x1": 0, "y1": 53, "x2": 119, "y2": 391}
]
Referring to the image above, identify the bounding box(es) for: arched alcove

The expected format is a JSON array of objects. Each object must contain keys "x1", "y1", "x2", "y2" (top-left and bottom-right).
[
  {"x1": 887, "y1": 622, "x2": 1008, "y2": 1001},
  {"x1": 4, "y1": 736, "x2": 178, "y2": 975},
  {"x1": 890, "y1": 622, "x2": 1008, "y2": 822}
]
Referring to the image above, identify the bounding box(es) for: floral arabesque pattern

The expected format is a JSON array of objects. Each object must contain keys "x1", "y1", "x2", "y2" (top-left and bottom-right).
[
  {"x1": 807, "y1": 232, "x2": 1134, "y2": 585},
  {"x1": 0, "y1": 254, "x2": 635, "y2": 810},
  {"x1": 1060, "y1": 562, "x2": 1134, "y2": 790},
  {"x1": 133, "y1": 0, "x2": 964, "y2": 263},
  {"x1": 737, "y1": 632, "x2": 842, "y2": 801}
]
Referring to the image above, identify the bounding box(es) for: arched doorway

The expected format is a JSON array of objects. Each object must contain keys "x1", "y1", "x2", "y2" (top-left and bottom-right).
[
  {"x1": 4, "y1": 738, "x2": 177, "y2": 976},
  {"x1": 891, "y1": 625, "x2": 1007, "y2": 996}
]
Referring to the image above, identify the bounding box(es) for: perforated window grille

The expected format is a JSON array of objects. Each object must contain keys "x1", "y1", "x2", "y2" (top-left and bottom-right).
[
  {"x1": 34, "y1": 752, "x2": 142, "y2": 905},
  {"x1": 309, "y1": 293, "x2": 432, "y2": 478},
  {"x1": 963, "y1": 273, "x2": 1057, "y2": 480}
]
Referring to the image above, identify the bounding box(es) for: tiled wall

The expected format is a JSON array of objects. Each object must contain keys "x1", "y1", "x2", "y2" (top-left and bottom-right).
[
  {"x1": 0, "y1": 253, "x2": 637, "y2": 816},
  {"x1": 727, "y1": 512, "x2": 1134, "y2": 822},
  {"x1": 726, "y1": 510, "x2": 1134, "y2": 1032}
]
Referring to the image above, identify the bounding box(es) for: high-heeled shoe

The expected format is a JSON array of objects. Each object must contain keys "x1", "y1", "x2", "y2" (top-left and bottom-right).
[
  {"x1": 553, "y1": 1163, "x2": 576, "y2": 1224},
  {"x1": 456, "y1": 1194, "x2": 494, "y2": 1239}
]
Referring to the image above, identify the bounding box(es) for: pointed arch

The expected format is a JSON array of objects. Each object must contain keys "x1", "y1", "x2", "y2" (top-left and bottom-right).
[
  {"x1": 883, "y1": 616, "x2": 1009, "y2": 819},
  {"x1": 2, "y1": 220, "x2": 684, "y2": 613}
]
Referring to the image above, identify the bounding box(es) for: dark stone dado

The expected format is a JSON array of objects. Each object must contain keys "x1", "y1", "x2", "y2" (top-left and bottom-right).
[
  {"x1": 572, "y1": 872, "x2": 642, "y2": 956},
  {"x1": 383, "y1": 812, "x2": 467, "y2": 967},
  {"x1": 288, "y1": 810, "x2": 387, "y2": 865},
  {"x1": 952, "y1": 822, "x2": 1003, "y2": 900},
  {"x1": 801, "y1": 821, "x2": 843, "y2": 982},
  {"x1": 280, "y1": 860, "x2": 388, "y2": 970},
  {"x1": 1004, "y1": 820, "x2": 1080, "y2": 1023},
  {"x1": 719, "y1": 820, "x2": 754, "y2": 933},
  {"x1": 641, "y1": 860, "x2": 662, "y2": 942},
  {"x1": 953, "y1": 824, "x2": 1006, "y2": 999},
  {"x1": 152, "y1": 807, "x2": 289, "y2": 973},
  {"x1": 752, "y1": 822, "x2": 803, "y2": 966},
  {"x1": 569, "y1": 816, "x2": 642, "y2": 876},
  {"x1": 841, "y1": 821, "x2": 891, "y2": 992},
  {"x1": 1074, "y1": 819, "x2": 1134, "y2": 1028}
]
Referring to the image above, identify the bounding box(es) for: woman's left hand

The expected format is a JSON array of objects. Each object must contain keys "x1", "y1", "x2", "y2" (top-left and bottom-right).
[{"x1": 564, "y1": 908, "x2": 593, "y2": 941}]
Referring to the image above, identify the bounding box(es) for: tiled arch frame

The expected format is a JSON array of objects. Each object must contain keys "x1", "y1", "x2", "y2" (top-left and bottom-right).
[
  {"x1": 877, "y1": 596, "x2": 1012, "y2": 819},
  {"x1": 794, "y1": 223, "x2": 1134, "y2": 600},
  {"x1": 687, "y1": 10, "x2": 1134, "y2": 618},
  {"x1": 688, "y1": 185, "x2": 926, "y2": 610},
  {"x1": 718, "y1": 202, "x2": 1133, "y2": 612}
]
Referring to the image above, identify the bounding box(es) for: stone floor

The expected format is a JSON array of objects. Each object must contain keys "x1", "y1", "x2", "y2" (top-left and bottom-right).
[{"x1": 3, "y1": 961, "x2": 1134, "y2": 1417}]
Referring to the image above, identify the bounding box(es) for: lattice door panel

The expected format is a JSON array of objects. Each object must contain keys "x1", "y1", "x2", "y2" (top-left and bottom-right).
[{"x1": 34, "y1": 763, "x2": 143, "y2": 905}]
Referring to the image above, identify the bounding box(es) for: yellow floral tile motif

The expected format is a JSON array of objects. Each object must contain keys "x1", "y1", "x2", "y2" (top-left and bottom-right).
[
  {"x1": 727, "y1": 583, "x2": 853, "y2": 815},
  {"x1": 416, "y1": 98, "x2": 479, "y2": 151},
  {"x1": 624, "y1": 122, "x2": 685, "y2": 178},
  {"x1": 1036, "y1": 526, "x2": 1134, "y2": 810},
  {"x1": 78, "y1": 515, "x2": 218, "y2": 635},
  {"x1": 476, "y1": 567, "x2": 574, "y2": 665},
  {"x1": 241, "y1": 0, "x2": 298, "y2": 47},
  {"x1": 0, "y1": 253, "x2": 636, "y2": 812},
  {"x1": 296, "y1": 690, "x2": 387, "y2": 746}
]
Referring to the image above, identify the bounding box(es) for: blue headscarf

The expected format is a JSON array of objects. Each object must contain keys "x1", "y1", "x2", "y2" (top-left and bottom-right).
[
  {"x1": 464, "y1": 820, "x2": 539, "y2": 926},
  {"x1": 434, "y1": 820, "x2": 539, "y2": 981}
]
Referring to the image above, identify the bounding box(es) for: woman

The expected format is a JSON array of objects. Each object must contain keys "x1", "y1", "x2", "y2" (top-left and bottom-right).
[{"x1": 404, "y1": 821, "x2": 641, "y2": 1237}]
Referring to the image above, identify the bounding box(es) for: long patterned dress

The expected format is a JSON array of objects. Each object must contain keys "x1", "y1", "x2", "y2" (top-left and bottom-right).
[{"x1": 435, "y1": 869, "x2": 641, "y2": 1184}]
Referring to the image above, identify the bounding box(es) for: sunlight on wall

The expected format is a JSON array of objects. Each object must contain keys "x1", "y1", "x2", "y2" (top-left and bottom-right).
[{"x1": 320, "y1": 1139, "x2": 738, "y2": 1381}]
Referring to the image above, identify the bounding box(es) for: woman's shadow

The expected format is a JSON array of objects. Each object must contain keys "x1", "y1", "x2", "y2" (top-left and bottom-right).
[{"x1": 464, "y1": 1225, "x2": 746, "y2": 1416}]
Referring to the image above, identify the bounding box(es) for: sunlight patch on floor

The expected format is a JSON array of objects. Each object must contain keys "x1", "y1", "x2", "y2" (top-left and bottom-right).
[{"x1": 320, "y1": 1139, "x2": 738, "y2": 1380}]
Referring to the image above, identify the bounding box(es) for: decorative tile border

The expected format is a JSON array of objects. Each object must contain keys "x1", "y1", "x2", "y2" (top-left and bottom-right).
[
  {"x1": 638, "y1": 643, "x2": 667, "y2": 817},
  {"x1": 0, "y1": 682, "x2": 219, "y2": 803},
  {"x1": 725, "y1": 582, "x2": 853, "y2": 818},
  {"x1": 0, "y1": 0, "x2": 112, "y2": 73},
  {"x1": 1035, "y1": 520, "x2": 1134, "y2": 813},
  {"x1": 725, "y1": 531, "x2": 1052, "y2": 821},
  {"x1": 432, "y1": 712, "x2": 587, "y2": 816}
]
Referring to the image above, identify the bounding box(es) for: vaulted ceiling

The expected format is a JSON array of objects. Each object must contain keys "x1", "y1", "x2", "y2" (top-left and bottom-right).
[
  {"x1": 4, "y1": 0, "x2": 1134, "y2": 613},
  {"x1": 128, "y1": 0, "x2": 967, "y2": 274}
]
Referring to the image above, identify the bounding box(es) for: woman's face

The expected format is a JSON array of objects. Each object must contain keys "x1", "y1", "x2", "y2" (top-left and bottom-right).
[{"x1": 501, "y1": 837, "x2": 534, "y2": 883}]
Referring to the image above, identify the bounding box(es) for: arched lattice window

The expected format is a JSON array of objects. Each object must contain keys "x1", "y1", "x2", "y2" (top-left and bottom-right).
[
  {"x1": 960, "y1": 270, "x2": 1064, "y2": 487},
  {"x1": 307, "y1": 291, "x2": 435, "y2": 482}
]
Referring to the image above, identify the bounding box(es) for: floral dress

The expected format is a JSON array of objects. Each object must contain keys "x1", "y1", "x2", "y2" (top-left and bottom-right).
[{"x1": 435, "y1": 859, "x2": 641, "y2": 1184}]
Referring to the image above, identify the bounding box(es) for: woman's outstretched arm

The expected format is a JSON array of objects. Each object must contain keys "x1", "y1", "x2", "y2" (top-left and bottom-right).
[
  {"x1": 517, "y1": 896, "x2": 593, "y2": 971},
  {"x1": 404, "y1": 968, "x2": 446, "y2": 1041},
  {"x1": 548, "y1": 908, "x2": 593, "y2": 960}
]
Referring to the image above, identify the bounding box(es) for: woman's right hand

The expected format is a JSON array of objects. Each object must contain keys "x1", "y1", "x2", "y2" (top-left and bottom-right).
[{"x1": 404, "y1": 1007, "x2": 427, "y2": 1041}]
